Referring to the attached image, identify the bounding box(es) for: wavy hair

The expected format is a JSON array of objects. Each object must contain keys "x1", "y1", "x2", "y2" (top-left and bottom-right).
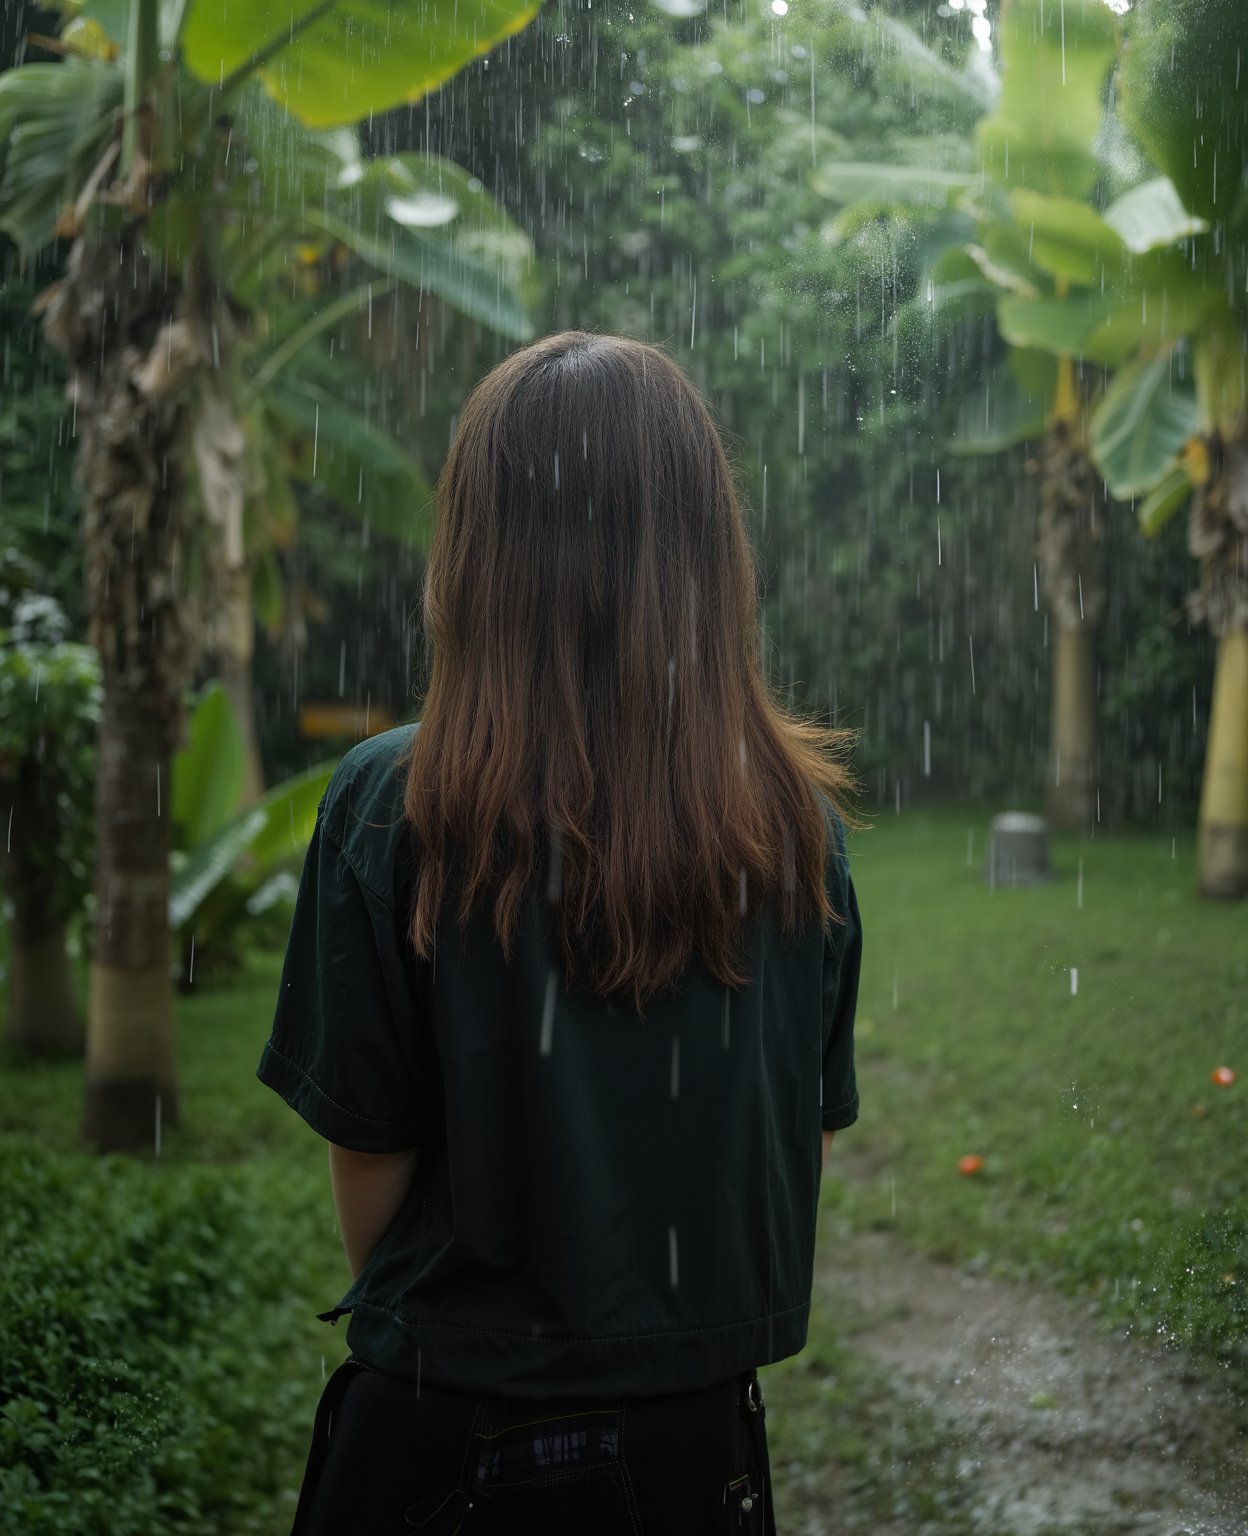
[{"x1": 403, "y1": 331, "x2": 859, "y2": 1016}]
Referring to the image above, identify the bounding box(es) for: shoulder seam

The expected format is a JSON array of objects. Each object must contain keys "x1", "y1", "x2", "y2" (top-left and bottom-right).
[
  {"x1": 319, "y1": 723, "x2": 418, "y2": 913},
  {"x1": 322, "y1": 814, "x2": 398, "y2": 915}
]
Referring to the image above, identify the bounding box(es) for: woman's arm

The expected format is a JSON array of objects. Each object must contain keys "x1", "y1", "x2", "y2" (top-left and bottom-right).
[
  {"x1": 328, "y1": 1143, "x2": 420, "y2": 1280},
  {"x1": 821, "y1": 1129, "x2": 836, "y2": 1170}
]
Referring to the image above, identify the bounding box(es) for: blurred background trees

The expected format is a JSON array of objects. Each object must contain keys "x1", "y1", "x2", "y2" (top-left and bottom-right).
[{"x1": 0, "y1": 0, "x2": 1237, "y2": 1154}]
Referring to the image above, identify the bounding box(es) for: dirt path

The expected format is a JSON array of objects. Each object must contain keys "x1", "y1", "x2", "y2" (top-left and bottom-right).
[{"x1": 812, "y1": 1194, "x2": 1248, "y2": 1535}]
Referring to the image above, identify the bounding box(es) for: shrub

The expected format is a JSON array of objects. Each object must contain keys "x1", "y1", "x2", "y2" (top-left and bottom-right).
[{"x1": 0, "y1": 1137, "x2": 324, "y2": 1535}]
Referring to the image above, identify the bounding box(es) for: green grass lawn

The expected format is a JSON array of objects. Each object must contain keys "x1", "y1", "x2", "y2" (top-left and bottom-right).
[
  {"x1": 2, "y1": 806, "x2": 1244, "y2": 1532},
  {"x1": 835, "y1": 807, "x2": 1247, "y2": 1370}
]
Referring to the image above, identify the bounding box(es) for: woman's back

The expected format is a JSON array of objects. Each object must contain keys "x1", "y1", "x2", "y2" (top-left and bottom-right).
[{"x1": 260, "y1": 721, "x2": 860, "y2": 1400}]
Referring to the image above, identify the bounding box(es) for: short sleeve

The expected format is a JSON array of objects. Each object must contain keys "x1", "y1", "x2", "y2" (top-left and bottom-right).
[
  {"x1": 821, "y1": 826, "x2": 862, "y2": 1132},
  {"x1": 256, "y1": 807, "x2": 421, "y2": 1152}
]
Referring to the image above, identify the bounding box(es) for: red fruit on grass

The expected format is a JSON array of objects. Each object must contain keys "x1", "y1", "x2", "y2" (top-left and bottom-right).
[
  {"x1": 957, "y1": 1154, "x2": 985, "y2": 1176},
  {"x1": 1212, "y1": 1066, "x2": 1236, "y2": 1087}
]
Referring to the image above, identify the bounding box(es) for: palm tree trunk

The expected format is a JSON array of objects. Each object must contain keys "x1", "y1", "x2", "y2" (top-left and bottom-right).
[
  {"x1": 219, "y1": 566, "x2": 265, "y2": 806},
  {"x1": 43, "y1": 228, "x2": 203, "y2": 1150},
  {"x1": 1191, "y1": 434, "x2": 1248, "y2": 898},
  {"x1": 220, "y1": 650, "x2": 265, "y2": 805},
  {"x1": 1047, "y1": 623, "x2": 1098, "y2": 830},
  {"x1": 1038, "y1": 412, "x2": 1105, "y2": 831},
  {"x1": 84, "y1": 676, "x2": 178, "y2": 1147},
  {"x1": 1198, "y1": 629, "x2": 1248, "y2": 897}
]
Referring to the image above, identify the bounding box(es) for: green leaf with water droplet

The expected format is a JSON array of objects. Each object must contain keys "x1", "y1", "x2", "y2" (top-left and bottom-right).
[{"x1": 181, "y1": 0, "x2": 542, "y2": 131}]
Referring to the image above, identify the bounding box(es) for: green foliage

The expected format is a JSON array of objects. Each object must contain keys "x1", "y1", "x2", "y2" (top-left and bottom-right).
[
  {"x1": 0, "y1": 0, "x2": 540, "y2": 731},
  {"x1": 947, "y1": 347, "x2": 1055, "y2": 454},
  {"x1": 171, "y1": 684, "x2": 244, "y2": 850},
  {"x1": 0, "y1": 1136, "x2": 323, "y2": 1535},
  {"x1": 181, "y1": 0, "x2": 541, "y2": 131},
  {"x1": 0, "y1": 56, "x2": 122, "y2": 253},
  {"x1": 1087, "y1": 0, "x2": 1248, "y2": 478},
  {"x1": 1136, "y1": 462, "x2": 1194, "y2": 538},
  {"x1": 169, "y1": 682, "x2": 335, "y2": 982},
  {"x1": 0, "y1": 575, "x2": 100, "y2": 928},
  {"x1": 1118, "y1": 0, "x2": 1248, "y2": 232},
  {"x1": 0, "y1": 262, "x2": 80, "y2": 630},
  {"x1": 977, "y1": 0, "x2": 1119, "y2": 197},
  {"x1": 213, "y1": 85, "x2": 536, "y2": 339},
  {"x1": 1102, "y1": 176, "x2": 1209, "y2": 254},
  {"x1": 1091, "y1": 350, "x2": 1199, "y2": 500},
  {"x1": 322, "y1": 0, "x2": 1213, "y2": 825}
]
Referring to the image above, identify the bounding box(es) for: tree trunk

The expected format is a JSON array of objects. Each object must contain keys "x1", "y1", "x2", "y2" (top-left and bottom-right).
[
  {"x1": 1046, "y1": 623, "x2": 1098, "y2": 831},
  {"x1": 8, "y1": 926, "x2": 82, "y2": 1057},
  {"x1": 1037, "y1": 413, "x2": 1106, "y2": 832},
  {"x1": 1, "y1": 741, "x2": 82, "y2": 1056},
  {"x1": 84, "y1": 677, "x2": 179, "y2": 1148},
  {"x1": 1197, "y1": 628, "x2": 1248, "y2": 898},
  {"x1": 41, "y1": 227, "x2": 216, "y2": 1151},
  {"x1": 1188, "y1": 432, "x2": 1248, "y2": 898},
  {"x1": 219, "y1": 566, "x2": 265, "y2": 806}
]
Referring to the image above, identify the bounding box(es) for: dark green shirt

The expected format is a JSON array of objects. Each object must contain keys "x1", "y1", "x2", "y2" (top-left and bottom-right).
[{"x1": 258, "y1": 722, "x2": 861, "y2": 1400}]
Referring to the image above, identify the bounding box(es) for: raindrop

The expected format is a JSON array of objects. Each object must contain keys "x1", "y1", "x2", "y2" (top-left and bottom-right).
[{"x1": 540, "y1": 966, "x2": 557, "y2": 1055}]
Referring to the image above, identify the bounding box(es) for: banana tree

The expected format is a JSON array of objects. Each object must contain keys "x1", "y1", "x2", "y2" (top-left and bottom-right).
[
  {"x1": 814, "y1": 0, "x2": 1127, "y2": 830},
  {"x1": 170, "y1": 680, "x2": 334, "y2": 987},
  {"x1": 1071, "y1": 0, "x2": 1248, "y2": 898},
  {"x1": 0, "y1": 0, "x2": 540, "y2": 1152}
]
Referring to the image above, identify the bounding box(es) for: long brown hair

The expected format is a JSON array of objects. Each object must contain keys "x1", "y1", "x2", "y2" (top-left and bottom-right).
[{"x1": 403, "y1": 331, "x2": 859, "y2": 1016}]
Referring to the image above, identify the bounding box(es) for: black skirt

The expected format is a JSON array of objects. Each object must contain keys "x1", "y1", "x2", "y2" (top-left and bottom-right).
[{"x1": 290, "y1": 1354, "x2": 778, "y2": 1535}]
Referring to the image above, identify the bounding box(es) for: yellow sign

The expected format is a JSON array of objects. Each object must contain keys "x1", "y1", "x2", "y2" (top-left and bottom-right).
[{"x1": 297, "y1": 703, "x2": 397, "y2": 740}]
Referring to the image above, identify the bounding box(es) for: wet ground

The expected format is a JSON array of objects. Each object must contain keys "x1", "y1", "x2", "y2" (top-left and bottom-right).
[{"x1": 810, "y1": 1207, "x2": 1248, "y2": 1535}]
